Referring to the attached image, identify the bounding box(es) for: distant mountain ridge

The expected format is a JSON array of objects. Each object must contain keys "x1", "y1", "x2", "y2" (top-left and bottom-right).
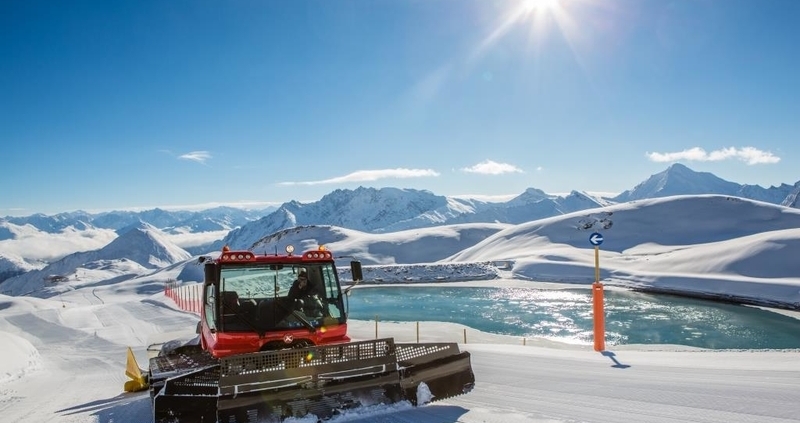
[
  {"x1": 0, "y1": 254, "x2": 35, "y2": 284},
  {"x1": 780, "y1": 182, "x2": 800, "y2": 208},
  {"x1": 1, "y1": 222, "x2": 191, "y2": 296},
  {"x1": 3, "y1": 164, "x2": 797, "y2": 241},
  {"x1": 220, "y1": 164, "x2": 797, "y2": 249},
  {"x1": 1, "y1": 164, "x2": 799, "y2": 283},
  {"x1": 613, "y1": 163, "x2": 797, "y2": 204},
  {"x1": 8, "y1": 194, "x2": 800, "y2": 311},
  {"x1": 219, "y1": 188, "x2": 613, "y2": 249},
  {"x1": 0, "y1": 206, "x2": 271, "y2": 239}
]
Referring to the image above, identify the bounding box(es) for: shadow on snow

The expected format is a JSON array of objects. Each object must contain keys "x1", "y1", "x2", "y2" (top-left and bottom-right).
[
  {"x1": 602, "y1": 350, "x2": 631, "y2": 369},
  {"x1": 57, "y1": 392, "x2": 152, "y2": 423}
]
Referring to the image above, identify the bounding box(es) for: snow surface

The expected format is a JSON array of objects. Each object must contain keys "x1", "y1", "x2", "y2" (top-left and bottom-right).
[
  {"x1": 1, "y1": 280, "x2": 799, "y2": 423},
  {"x1": 1, "y1": 194, "x2": 800, "y2": 422}
]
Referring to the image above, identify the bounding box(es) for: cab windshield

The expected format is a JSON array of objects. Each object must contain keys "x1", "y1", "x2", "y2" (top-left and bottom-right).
[{"x1": 213, "y1": 263, "x2": 344, "y2": 332}]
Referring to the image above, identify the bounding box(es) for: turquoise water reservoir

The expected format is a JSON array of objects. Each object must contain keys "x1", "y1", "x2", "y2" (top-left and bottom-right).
[{"x1": 346, "y1": 286, "x2": 800, "y2": 349}]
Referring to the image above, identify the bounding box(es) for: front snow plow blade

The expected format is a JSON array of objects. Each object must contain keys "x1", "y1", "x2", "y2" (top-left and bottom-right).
[
  {"x1": 149, "y1": 338, "x2": 474, "y2": 422},
  {"x1": 123, "y1": 347, "x2": 148, "y2": 393}
]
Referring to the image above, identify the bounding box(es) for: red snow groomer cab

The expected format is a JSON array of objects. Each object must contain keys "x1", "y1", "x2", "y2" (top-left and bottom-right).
[
  {"x1": 199, "y1": 245, "x2": 352, "y2": 357},
  {"x1": 127, "y1": 245, "x2": 475, "y2": 423}
]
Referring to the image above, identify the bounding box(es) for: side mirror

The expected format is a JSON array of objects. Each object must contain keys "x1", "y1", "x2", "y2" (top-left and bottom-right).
[
  {"x1": 344, "y1": 261, "x2": 363, "y2": 296},
  {"x1": 204, "y1": 263, "x2": 218, "y2": 284},
  {"x1": 350, "y1": 260, "x2": 363, "y2": 282}
]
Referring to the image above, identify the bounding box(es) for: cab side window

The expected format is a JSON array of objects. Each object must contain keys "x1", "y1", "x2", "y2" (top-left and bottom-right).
[{"x1": 204, "y1": 284, "x2": 217, "y2": 331}]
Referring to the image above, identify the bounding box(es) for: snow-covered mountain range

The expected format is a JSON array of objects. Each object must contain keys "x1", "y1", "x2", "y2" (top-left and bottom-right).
[
  {"x1": 217, "y1": 164, "x2": 798, "y2": 249},
  {"x1": 0, "y1": 206, "x2": 269, "y2": 240},
  {"x1": 1, "y1": 223, "x2": 191, "y2": 296},
  {"x1": 613, "y1": 163, "x2": 800, "y2": 204},
  {"x1": 1, "y1": 163, "x2": 799, "y2": 287},
  {"x1": 5, "y1": 193, "x2": 800, "y2": 311}
]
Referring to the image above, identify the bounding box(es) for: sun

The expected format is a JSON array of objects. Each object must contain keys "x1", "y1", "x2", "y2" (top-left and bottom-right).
[
  {"x1": 522, "y1": 0, "x2": 561, "y2": 13},
  {"x1": 469, "y1": 0, "x2": 606, "y2": 72},
  {"x1": 469, "y1": 0, "x2": 627, "y2": 66},
  {"x1": 472, "y1": 0, "x2": 568, "y2": 58}
]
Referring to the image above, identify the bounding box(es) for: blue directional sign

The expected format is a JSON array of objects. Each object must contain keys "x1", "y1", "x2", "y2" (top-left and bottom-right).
[{"x1": 589, "y1": 232, "x2": 604, "y2": 246}]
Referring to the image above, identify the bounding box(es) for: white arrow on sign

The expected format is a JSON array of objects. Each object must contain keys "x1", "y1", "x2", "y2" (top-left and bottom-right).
[{"x1": 589, "y1": 233, "x2": 604, "y2": 246}]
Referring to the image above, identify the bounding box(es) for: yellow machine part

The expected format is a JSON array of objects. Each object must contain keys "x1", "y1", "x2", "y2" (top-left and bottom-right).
[{"x1": 124, "y1": 347, "x2": 149, "y2": 392}]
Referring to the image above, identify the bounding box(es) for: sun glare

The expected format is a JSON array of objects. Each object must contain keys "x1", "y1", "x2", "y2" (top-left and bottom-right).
[
  {"x1": 471, "y1": 0, "x2": 589, "y2": 65},
  {"x1": 473, "y1": 0, "x2": 569, "y2": 59},
  {"x1": 522, "y1": 0, "x2": 560, "y2": 13},
  {"x1": 467, "y1": 0, "x2": 618, "y2": 87}
]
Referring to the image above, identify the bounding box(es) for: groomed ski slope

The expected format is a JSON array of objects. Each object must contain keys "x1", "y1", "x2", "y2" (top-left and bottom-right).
[{"x1": 1, "y1": 283, "x2": 799, "y2": 423}]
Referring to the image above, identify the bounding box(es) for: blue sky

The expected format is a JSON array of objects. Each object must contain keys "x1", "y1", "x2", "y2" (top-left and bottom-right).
[{"x1": 1, "y1": 0, "x2": 798, "y2": 217}]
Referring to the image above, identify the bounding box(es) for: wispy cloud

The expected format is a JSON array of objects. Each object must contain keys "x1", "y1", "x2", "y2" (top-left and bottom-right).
[
  {"x1": 646, "y1": 147, "x2": 780, "y2": 165},
  {"x1": 279, "y1": 168, "x2": 440, "y2": 186},
  {"x1": 179, "y1": 151, "x2": 212, "y2": 165},
  {"x1": 461, "y1": 160, "x2": 524, "y2": 175}
]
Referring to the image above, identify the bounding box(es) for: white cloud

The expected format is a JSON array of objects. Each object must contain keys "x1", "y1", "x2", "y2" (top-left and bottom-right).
[
  {"x1": 0, "y1": 224, "x2": 117, "y2": 263},
  {"x1": 279, "y1": 168, "x2": 440, "y2": 186},
  {"x1": 179, "y1": 151, "x2": 212, "y2": 164},
  {"x1": 646, "y1": 147, "x2": 780, "y2": 165},
  {"x1": 461, "y1": 160, "x2": 524, "y2": 175}
]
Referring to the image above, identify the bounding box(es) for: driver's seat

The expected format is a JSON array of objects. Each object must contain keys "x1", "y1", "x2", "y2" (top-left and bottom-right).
[{"x1": 220, "y1": 291, "x2": 240, "y2": 313}]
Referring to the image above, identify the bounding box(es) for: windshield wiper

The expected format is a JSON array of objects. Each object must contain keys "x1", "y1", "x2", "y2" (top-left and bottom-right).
[{"x1": 273, "y1": 298, "x2": 317, "y2": 333}]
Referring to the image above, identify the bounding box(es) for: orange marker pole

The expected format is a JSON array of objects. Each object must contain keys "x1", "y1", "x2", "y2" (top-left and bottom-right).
[
  {"x1": 592, "y1": 245, "x2": 605, "y2": 351},
  {"x1": 595, "y1": 245, "x2": 600, "y2": 283}
]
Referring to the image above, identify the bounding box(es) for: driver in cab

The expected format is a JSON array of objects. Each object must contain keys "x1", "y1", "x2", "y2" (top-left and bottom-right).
[{"x1": 288, "y1": 269, "x2": 324, "y2": 316}]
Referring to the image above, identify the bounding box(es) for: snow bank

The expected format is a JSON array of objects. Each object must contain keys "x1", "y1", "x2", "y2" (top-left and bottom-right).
[
  {"x1": 340, "y1": 262, "x2": 500, "y2": 284},
  {"x1": 0, "y1": 331, "x2": 41, "y2": 383}
]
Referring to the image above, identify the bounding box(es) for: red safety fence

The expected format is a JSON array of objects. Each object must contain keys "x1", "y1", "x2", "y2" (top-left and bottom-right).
[{"x1": 164, "y1": 280, "x2": 202, "y2": 315}]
